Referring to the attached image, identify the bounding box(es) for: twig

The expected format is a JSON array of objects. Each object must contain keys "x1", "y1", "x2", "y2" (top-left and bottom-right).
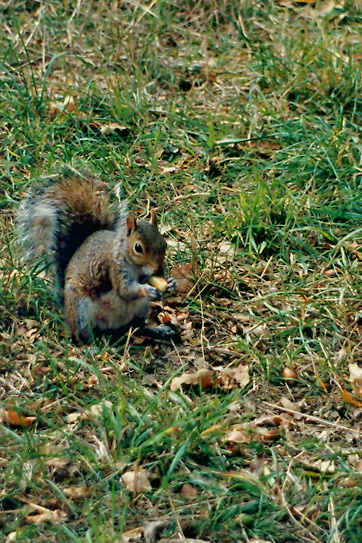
[{"x1": 263, "y1": 401, "x2": 360, "y2": 437}]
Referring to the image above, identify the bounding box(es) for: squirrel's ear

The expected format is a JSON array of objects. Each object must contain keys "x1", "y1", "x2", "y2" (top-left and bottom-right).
[
  {"x1": 126, "y1": 211, "x2": 136, "y2": 235},
  {"x1": 150, "y1": 209, "x2": 158, "y2": 228}
]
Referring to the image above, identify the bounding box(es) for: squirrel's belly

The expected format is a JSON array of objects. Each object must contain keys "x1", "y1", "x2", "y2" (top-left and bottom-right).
[{"x1": 94, "y1": 291, "x2": 150, "y2": 330}]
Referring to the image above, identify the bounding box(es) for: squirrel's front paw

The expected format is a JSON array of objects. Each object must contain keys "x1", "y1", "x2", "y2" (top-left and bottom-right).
[
  {"x1": 166, "y1": 277, "x2": 177, "y2": 294},
  {"x1": 145, "y1": 284, "x2": 162, "y2": 301}
]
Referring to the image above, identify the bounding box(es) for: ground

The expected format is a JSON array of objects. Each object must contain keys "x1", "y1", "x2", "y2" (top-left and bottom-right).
[{"x1": 0, "y1": 1, "x2": 362, "y2": 542}]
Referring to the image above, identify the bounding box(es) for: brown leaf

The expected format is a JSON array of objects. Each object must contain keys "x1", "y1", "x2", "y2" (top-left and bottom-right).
[
  {"x1": 217, "y1": 363, "x2": 250, "y2": 391},
  {"x1": 280, "y1": 396, "x2": 304, "y2": 419},
  {"x1": 170, "y1": 364, "x2": 249, "y2": 393},
  {"x1": 273, "y1": 414, "x2": 294, "y2": 430},
  {"x1": 66, "y1": 411, "x2": 83, "y2": 423},
  {"x1": 121, "y1": 468, "x2": 152, "y2": 495},
  {"x1": 171, "y1": 262, "x2": 195, "y2": 294},
  {"x1": 0, "y1": 408, "x2": 36, "y2": 427},
  {"x1": 143, "y1": 520, "x2": 170, "y2": 542},
  {"x1": 339, "y1": 477, "x2": 357, "y2": 488},
  {"x1": 89, "y1": 400, "x2": 113, "y2": 418},
  {"x1": 224, "y1": 427, "x2": 250, "y2": 444},
  {"x1": 121, "y1": 527, "x2": 143, "y2": 542},
  {"x1": 63, "y1": 486, "x2": 93, "y2": 500},
  {"x1": 45, "y1": 457, "x2": 69, "y2": 469},
  {"x1": 88, "y1": 120, "x2": 130, "y2": 136},
  {"x1": 342, "y1": 388, "x2": 362, "y2": 408},
  {"x1": 259, "y1": 428, "x2": 281, "y2": 441},
  {"x1": 49, "y1": 96, "x2": 76, "y2": 119},
  {"x1": 158, "y1": 311, "x2": 173, "y2": 324},
  {"x1": 170, "y1": 369, "x2": 215, "y2": 392},
  {"x1": 349, "y1": 363, "x2": 362, "y2": 400},
  {"x1": 5, "y1": 533, "x2": 17, "y2": 543},
  {"x1": 26, "y1": 506, "x2": 67, "y2": 524},
  {"x1": 181, "y1": 483, "x2": 198, "y2": 497}
]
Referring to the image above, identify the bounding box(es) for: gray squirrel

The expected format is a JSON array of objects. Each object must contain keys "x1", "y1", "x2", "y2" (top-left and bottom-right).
[{"x1": 18, "y1": 172, "x2": 177, "y2": 342}]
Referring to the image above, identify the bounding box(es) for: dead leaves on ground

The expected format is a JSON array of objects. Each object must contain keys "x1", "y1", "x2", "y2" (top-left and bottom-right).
[
  {"x1": 224, "y1": 402, "x2": 296, "y2": 452},
  {"x1": 0, "y1": 407, "x2": 36, "y2": 427},
  {"x1": 170, "y1": 363, "x2": 249, "y2": 392},
  {"x1": 48, "y1": 95, "x2": 130, "y2": 137},
  {"x1": 349, "y1": 362, "x2": 362, "y2": 400},
  {"x1": 13, "y1": 497, "x2": 69, "y2": 526},
  {"x1": 122, "y1": 467, "x2": 152, "y2": 495},
  {"x1": 341, "y1": 362, "x2": 362, "y2": 407},
  {"x1": 170, "y1": 262, "x2": 195, "y2": 296}
]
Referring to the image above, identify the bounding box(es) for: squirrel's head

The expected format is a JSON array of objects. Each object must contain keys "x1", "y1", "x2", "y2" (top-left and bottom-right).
[{"x1": 126, "y1": 210, "x2": 167, "y2": 276}]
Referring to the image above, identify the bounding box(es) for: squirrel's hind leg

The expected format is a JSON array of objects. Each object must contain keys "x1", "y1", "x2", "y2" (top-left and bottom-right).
[
  {"x1": 64, "y1": 283, "x2": 97, "y2": 343},
  {"x1": 76, "y1": 296, "x2": 97, "y2": 343}
]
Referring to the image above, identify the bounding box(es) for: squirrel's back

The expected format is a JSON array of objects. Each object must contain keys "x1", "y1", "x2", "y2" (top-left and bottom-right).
[{"x1": 18, "y1": 173, "x2": 120, "y2": 292}]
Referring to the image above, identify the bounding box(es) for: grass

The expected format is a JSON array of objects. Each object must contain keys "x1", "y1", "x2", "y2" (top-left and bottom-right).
[{"x1": 1, "y1": 0, "x2": 362, "y2": 542}]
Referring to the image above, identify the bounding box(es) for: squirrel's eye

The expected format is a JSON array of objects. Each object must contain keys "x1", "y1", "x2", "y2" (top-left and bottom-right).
[{"x1": 134, "y1": 242, "x2": 143, "y2": 254}]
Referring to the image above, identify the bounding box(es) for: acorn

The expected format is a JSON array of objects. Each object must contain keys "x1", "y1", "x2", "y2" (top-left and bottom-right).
[
  {"x1": 149, "y1": 276, "x2": 168, "y2": 292},
  {"x1": 282, "y1": 367, "x2": 298, "y2": 380}
]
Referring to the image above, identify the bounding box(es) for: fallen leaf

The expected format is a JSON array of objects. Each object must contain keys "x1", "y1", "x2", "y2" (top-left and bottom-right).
[
  {"x1": 143, "y1": 519, "x2": 170, "y2": 542},
  {"x1": 63, "y1": 486, "x2": 93, "y2": 500},
  {"x1": 91, "y1": 435, "x2": 110, "y2": 461},
  {"x1": 25, "y1": 504, "x2": 67, "y2": 524},
  {"x1": 280, "y1": 396, "x2": 304, "y2": 419},
  {"x1": 122, "y1": 467, "x2": 152, "y2": 495},
  {"x1": 274, "y1": 413, "x2": 294, "y2": 430},
  {"x1": 171, "y1": 262, "x2": 194, "y2": 294},
  {"x1": 349, "y1": 363, "x2": 362, "y2": 400},
  {"x1": 181, "y1": 483, "x2": 198, "y2": 498},
  {"x1": 158, "y1": 311, "x2": 173, "y2": 324},
  {"x1": 219, "y1": 240, "x2": 236, "y2": 255},
  {"x1": 121, "y1": 527, "x2": 143, "y2": 542},
  {"x1": 339, "y1": 477, "x2": 357, "y2": 488},
  {"x1": 206, "y1": 240, "x2": 236, "y2": 265},
  {"x1": 89, "y1": 120, "x2": 130, "y2": 136},
  {"x1": 217, "y1": 363, "x2": 250, "y2": 391},
  {"x1": 224, "y1": 427, "x2": 250, "y2": 444},
  {"x1": 245, "y1": 323, "x2": 269, "y2": 338},
  {"x1": 66, "y1": 411, "x2": 83, "y2": 423},
  {"x1": 5, "y1": 532, "x2": 18, "y2": 543},
  {"x1": 45, "y1": 457, "x2": 69, "y2": 468},
  {"x1": 0, "y1": 407, "x2": 36, "y2": 427},
  {"x1": 19, "y1": 460, "x2": 34, "y2": 491},
  {"x1": 170, "y1": 364, "x2": 249, "y2": 393},
  {"x1": 89, "y1": 400, "x2": 113, "y2": 418},
  {"x1": 320, "y1": 460, "x2": 335, "y2": 473},
  {"x1": 25, "y1": 327, "x2": 39, "y2": 340},
  {"x1": 170, "y1": 369, "x2": 215, "y2": 392},
  {"x1": 158, "y1": 309, "x2": 189, "y2": 327},
  {"x1": 259, "y1": 428, "x2": 282, "y2": 441},
  {"x1": 49, "y1": 96, "x2": 77, "y2": 119},
  {"x1": 342, "y1": 388, "x2": 362, "y2": 408}
]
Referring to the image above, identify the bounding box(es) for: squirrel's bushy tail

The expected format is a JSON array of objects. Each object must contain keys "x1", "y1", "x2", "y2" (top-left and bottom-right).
[{"x1": 18, "y1": 172, "x2": 118, "y2": 294}]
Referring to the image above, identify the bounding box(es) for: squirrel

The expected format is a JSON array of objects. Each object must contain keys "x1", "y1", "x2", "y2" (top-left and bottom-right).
[{"x1": 17, "y1": 171, "x2": 177, "y2": 343}]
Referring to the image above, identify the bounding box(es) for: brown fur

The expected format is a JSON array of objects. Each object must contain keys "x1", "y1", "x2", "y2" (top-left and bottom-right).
[{"x1": 18, "y1": 174, "x2": 174, "y2": 342}]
